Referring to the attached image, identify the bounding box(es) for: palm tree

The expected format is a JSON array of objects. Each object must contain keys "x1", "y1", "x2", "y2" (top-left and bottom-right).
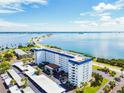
[
  {"x1": 21, "y1": 77, "x2": 28, "y2": 88},
  {"x1": 82, "y1": 82, "x2": 88, "y2": 88},
  {"x1": 34, "y1": 67, "x2": 41, "y2": 75},
  {"x1": 10, "y1": 79, "x2": 16, "y2": 85},
  {"x1": 76, "y1": 87, "x2": 84, "y2": 93},
  {"x1": 109, "y1": 81, "x2": 116, "y2": 89},
  {"x1": 103, "y1": 85, "x2": 110, "y2": 93},
  {"x1": 110, "y1": 71, "x2": 116, "y2": 77},
  {"x1": 104, "y1": 67, "x2": 110, "y2": 73}
]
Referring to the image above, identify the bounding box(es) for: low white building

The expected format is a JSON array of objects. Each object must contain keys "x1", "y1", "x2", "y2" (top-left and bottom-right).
[
  {"x1": 9, "y1": 85, "x2": 22, "y2": 93},
  {"x1": 34, "y1": 48, "x2": 92, "y2": 86},
  {"x1": 13, "y1": 62, "x2": 65, "y2": 93}
]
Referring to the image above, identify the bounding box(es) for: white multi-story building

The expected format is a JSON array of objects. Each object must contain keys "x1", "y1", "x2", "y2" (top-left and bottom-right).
[{"x1": 34, "y1": 48, "x2": 92, "y2": 86}]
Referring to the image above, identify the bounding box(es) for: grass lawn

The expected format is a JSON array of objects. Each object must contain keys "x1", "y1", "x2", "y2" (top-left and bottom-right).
[
  {"x1": 92, "y1": 65, "x2": 103, "y2": 70},
  {"x1": 83, "y1": 78, "x2": 108, "y2": 93}
]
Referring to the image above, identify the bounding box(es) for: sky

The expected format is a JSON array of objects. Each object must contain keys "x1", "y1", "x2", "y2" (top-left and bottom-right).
[{"x1": 0, "y1": 0, "x2": 124, "y2": 32}]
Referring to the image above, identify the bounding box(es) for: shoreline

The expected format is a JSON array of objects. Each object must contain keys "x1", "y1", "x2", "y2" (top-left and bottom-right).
[
  {"x1": 1, "y1": 34, "x2": 123, "y2": 69},
  {"x1": 32, "y1": 35, "x2": 124, "y2": 69},
  {"x1": 33, "y1": 37, "x2": 123, "y2": 60}
]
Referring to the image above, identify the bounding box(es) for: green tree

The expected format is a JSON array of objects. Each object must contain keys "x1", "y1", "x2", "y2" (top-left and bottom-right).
[
  {"x1": 34, "y1": 67, "x2": 41, "y2": 75},
  {"x1": 109, "y1": 81, "x2": 116, "y2": 89},
  {"x1": 97, "y1": 58, "x2": 124, "y2": 68},
  {"x1": 103, "y1": 85, "x2": 110, "y2": 93},
  {"x1": 10, "y1": 79, "x2": 16, "y2": 85},
  {"x1": 0, "y1": 61, "x2": 11, "y2": 74},
  {"x1": 76, "y1": 87, "x2": 84, "y2": 93},
  {"x1": 1, "y1": 48, "x2": 4, "y2": 50},
  {"x1": 4, "y1": 53, "x2": 14, "y2": 61},
  {"x1": 21, "y1": 77, "x2": 28, "y2": 88},
  {"x1": 91, "y1": 73, "x2": 103, "y2": 87},
  {"x1": 110, "y1": 71, "x2": 116, "y2": 77},
  {"x1": 103, "y1": 67, "x2": 110, "y2": 73},
  {"x1": 81, "y1": 82, "x2": 88, "y2": 88}
]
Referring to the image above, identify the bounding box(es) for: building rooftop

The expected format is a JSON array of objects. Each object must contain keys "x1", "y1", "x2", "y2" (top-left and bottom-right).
[
  {"x1": 46, "y1": 63, "x2": 60, "y2": 69},
  {"x1": 34, "y1": 48, "x2": 86, "y2": 58},
  {"x1": 70, "y1": 56, "x2": 87, "y2": 62},
  {"x1": 23, "y1": 87, "x2": 35, "y2": 93},
  {"x1": 69, "y1": 57, "x2": 92, "y2": 65},
  {"x1": 8, "y1": 69, "x2": 23, "y2": 87},
  {"x1": 34, "y1": 48, "x2": 92, "y2": 65},
  {"x1": 14, "y1": 49, "x2": 27, "y2": 56},
  {"x1": 9, "y1": 85, "x2": 21, "y2": 93},
  {"x1": 4, "y1": 77, "x2": 12, "y2": 86},
  {"x1": 13, "y1": 62, "x2": 65, "y2": 93}
]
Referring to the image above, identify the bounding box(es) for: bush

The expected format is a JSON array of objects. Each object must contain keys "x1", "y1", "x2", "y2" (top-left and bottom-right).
[
  {"x1": 91, "y1": 73, "x2": 103, "y2": 87},
  {"x1": 34, "y1": 67, "x2": 41, "y2": 75},
  {"x1": 0, "y1": 62, "x2": 11, "y2": 74},
  {"x1": 97, "y1": 58, "x2": 124, "y2": 68}
]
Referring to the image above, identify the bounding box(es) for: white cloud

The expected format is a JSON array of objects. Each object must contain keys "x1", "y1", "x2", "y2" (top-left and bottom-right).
[
  {"x1": 0, "y1": 0, "x2": 47, "y2": 5},
  {"x1": 74, "y1": 20, "x2": 98, "y2": 27},
  {"x1": 73, "y1": 14, "x2": 124, "y2": 31},
  {"x1": 0, "y1": 0, "x2": 48, "y2": 13},
  {"x1": 0, "y1": 19, "x2": 29, "y2": 28},
  {"x1": 97, "y1": 12, "x2": 111, "y2": 16},
  {"x1": 0, "y1": 20, "x2": 76, "y2": 32},
  {"x1": 93, "y1": 2, "x2": 117, "y2": 11},
  {"x1": 93, "y1": 0, "x2": 124, "y2": 12},
  {"x1": 1, "y1": 19, "x2": 124, "y2": 32},
  {"x1": 115, "y1": 17, "x2": 124, "y2": 24},
  {"x1": 80, "y1": 12, "x2": 91, "y2": 16},
  {"x1": 100, "y1": 15, "x2": 112, "y2": 22},
  {"x1": 76, "y1": 0, "x2": 124, "y2": 31},
  {"x1": 115, "y1": 0, "x2": 124, "y2": 9},
  {"x1": 80, "y1": 11, "x2": 111, "y2": 18},
  {"x1": 99, "y1": 16, "x2": 124, "y2": 26}
]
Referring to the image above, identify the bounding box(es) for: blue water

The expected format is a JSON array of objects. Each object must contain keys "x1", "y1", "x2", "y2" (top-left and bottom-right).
[
  {"x1": 41, "y1": 33, "x2": 124, "y2": 59},
  {"x1": 0, "y1": 32, "x2": 124, "y2": 59},
  {"x1": 0, "y1": 33, "x2": 43, "y2": 48}
]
